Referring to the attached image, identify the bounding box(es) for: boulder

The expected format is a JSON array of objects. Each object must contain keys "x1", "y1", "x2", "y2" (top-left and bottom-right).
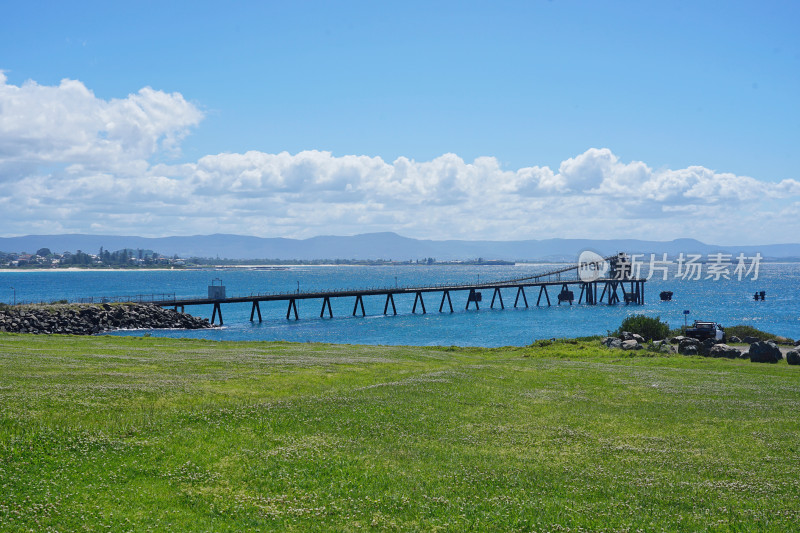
[
  {"x1": 681, "y1": 345, "x2": 698, "y2": 356},
  {"x1": 743, "y1": 336, "x2": 760, "y2": 344},
  {"x1": 709, "y1": 344, "x2": 741, "y2": 359},
  {"x1": 620, "y1": 331, "x2": 635, "y2": 341},
  {"x1": 795, "y1": 339, "x2": 800, "y2": 346},
  {"x1": 678, "y1": 338, "x2": 699, "y2": 355},
  {"x1": 670, "y1": 336, "x2": 685, "y2": 344},
  {"x1": 649, "y1": 340, "x2": 676, "y2": 354},
  {"x1": 601, "y1": 337, "x2": 623, "y2": 349},
  {"x1": 700, "y1": 338, "x2": 717, "y2": 356},
  {"x1": 786, "y1": 350, "x2": 800, "y2": 365},
  {"x1": 657, "y1": 343, "x2": 676, "y2": 354},
  {"x1": 621, "y1": 340, "x2": 642, "y2": 351},
  {"x1": 632, "y1": 333, "x2": 645, "y2": 344},
  {"x1": 748, "y1": 341, "x2": 782, "y2": 364}
]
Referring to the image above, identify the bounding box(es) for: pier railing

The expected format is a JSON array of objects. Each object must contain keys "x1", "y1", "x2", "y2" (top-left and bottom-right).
[{"x1": 76, "y1": 293, "x2": 178, "y2": 304}]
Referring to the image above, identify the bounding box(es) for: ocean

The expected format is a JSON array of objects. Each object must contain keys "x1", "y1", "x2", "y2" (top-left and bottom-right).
[{"x1": 1, "y1": 262, "x2": 798, "y2": 346}]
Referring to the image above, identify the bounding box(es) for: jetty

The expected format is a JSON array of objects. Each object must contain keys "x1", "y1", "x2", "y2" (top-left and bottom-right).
[{"x1": 142, "y1": 253, "x2": 646, "y2": 325}]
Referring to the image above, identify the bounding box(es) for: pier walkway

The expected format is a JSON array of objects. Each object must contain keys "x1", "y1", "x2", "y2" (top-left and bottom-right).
[{"x1": 143, "y1": 254, "x2": 645, "y2": 325}]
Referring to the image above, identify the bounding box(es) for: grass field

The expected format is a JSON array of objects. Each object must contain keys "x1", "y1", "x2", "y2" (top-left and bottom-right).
[{"x1": 1, "y1": 334, "x2": 799, "y2": 531}]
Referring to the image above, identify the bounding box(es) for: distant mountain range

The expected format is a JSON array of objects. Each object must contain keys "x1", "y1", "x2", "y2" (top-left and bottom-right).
[{"x1": 2, "y1": 232, "x2": 800, "y2": 262}]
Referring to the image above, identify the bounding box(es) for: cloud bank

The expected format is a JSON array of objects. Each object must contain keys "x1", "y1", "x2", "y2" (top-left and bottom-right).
[{"x1": 1, "y1": 74, "x2": 798, "y2": 244}]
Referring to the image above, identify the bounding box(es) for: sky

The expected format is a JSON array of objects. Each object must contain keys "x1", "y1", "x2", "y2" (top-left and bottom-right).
[{"x1": 1, "y1": 0, "x2": 798, "y2": 244}]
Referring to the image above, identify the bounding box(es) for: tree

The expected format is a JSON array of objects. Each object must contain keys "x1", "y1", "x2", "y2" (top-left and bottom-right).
[
  {"x1": 36, "y1": 248, "x2": 51, "y2": 257},
  {"x1": 615, "y1": 314, "x2": 670, "y2": 341}
]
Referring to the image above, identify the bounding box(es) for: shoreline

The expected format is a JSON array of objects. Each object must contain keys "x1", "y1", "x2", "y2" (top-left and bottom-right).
[
  {"x1": 0, "y1": 267, "x2": 181, "y2": 273},
  {"x1": 0, "y1": 263, "x2": 550, "y2": 272}
]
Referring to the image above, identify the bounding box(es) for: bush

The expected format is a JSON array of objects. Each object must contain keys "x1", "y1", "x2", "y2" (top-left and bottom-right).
[
  {"x1": 614, "y1": 314, "x2": 670, "y2": 342},
  {"x1": 531, "y1": 338, "x2": 579, "y2": 348},
  {"x1": 575, "y1": 335, "x2": 604, "y2": 342},
  {"x1": 724, "y1": 325, "x2": 778, "y2": 341}
]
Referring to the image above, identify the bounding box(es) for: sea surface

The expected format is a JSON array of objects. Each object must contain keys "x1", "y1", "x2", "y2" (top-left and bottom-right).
[{"x1": 1, "y1": 263, "x2": 798, "y2": 346}]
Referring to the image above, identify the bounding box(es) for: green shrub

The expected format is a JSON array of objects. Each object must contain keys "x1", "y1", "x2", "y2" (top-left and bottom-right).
[
  {"x1": 575, "y1": 335, "x2": 604, "y2": 342},
  {"x1": 530, "y1": 338, "x2": 580, "y2": 348},
  {"x1": 724, "y1": 325, "x2": 778, "y2": 341},
  {"x1": 614, "y1": 314, "x2": 670, "y2": 341}
]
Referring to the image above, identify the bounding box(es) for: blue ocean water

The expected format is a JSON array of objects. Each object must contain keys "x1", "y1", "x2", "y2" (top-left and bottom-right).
[{"x1": 1, "y1": 263, "x2": 798, "y2": 346}]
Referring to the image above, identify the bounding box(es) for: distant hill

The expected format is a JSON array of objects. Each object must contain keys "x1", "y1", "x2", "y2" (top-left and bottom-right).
[{"x1": 1, "y1": 232, "x2": 799, "y2": 261}]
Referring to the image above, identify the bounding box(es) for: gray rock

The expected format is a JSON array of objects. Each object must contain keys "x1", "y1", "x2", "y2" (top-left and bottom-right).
[
  {"x1": 728, "y1": 336, "x2": 742, "y2": 344},
  {"x1": 658, "y1": 343, "x2": 677, "y2": 354},
  {"x1": 621, "y1": 340, "x2": 642, "y2": 350},
  {"x1": 670, "y1": 336, "x2": 685, "y2": 344},
  {"x1": 749, "y1": 341, "x2": 782, "y2": 364},
  {"x1": 632, "y1": 333, "x2": 645, "y2": 344},
  {"x1": 743, "y1": 336, "x2": 760, "y2": 344},
  {"x1": 648, "y1": 340, "x2": 676, "y2": 354},
  {"x1": 786, "y1": 350, "x2": 800, "y2": 365},
  {"x1": 620, "y1": 331, "x2": 635, "y2": 341},
  {"x1": 681, "y1": 345, "x2": 698, "y2": 356},
  {"x1": 601, "y1": 337, "x2": 624, "y2": 349},
  {"x1": 678, "y1": 338, "x2": 699, "y2": 355},
  {"x1": 709, "y1": 344, "x2": 741, "y2": 359},
  {"x1": 700, "y1": 338, "x2": 717, "y2": 356}
]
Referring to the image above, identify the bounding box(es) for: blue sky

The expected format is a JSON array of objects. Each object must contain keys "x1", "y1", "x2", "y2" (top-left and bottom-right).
[{"x1": 1, "y1": 1, "x2": 799, "y2": 243}]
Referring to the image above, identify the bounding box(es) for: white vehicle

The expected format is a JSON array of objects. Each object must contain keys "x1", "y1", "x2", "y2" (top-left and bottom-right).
[{"x1": 686, "y1": 321, "x2": 725, "y2": 342}]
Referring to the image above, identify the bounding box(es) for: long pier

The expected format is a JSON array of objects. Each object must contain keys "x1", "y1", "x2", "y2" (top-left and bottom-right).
[{"x1": 147, "y1": 255, "x2": 646, "y2": 325}]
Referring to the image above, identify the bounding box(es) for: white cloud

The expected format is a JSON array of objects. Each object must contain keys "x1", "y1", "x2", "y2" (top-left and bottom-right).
[
  {"x1": 1, "y1": 73, "x2": 798, "y2": 244},
  {"x1": 0, "y1": 72, "x2": 202, "y2": 177}
]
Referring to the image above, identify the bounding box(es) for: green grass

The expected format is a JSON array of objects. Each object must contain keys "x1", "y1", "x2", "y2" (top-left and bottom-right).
[{"x1": 1, "y1": 334, "x2": 799, "y2": 531}]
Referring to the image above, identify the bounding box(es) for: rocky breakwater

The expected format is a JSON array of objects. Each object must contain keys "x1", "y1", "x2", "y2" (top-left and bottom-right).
[{"x1": 0, "y1": 303, "x2": 213, "y2": 335}]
